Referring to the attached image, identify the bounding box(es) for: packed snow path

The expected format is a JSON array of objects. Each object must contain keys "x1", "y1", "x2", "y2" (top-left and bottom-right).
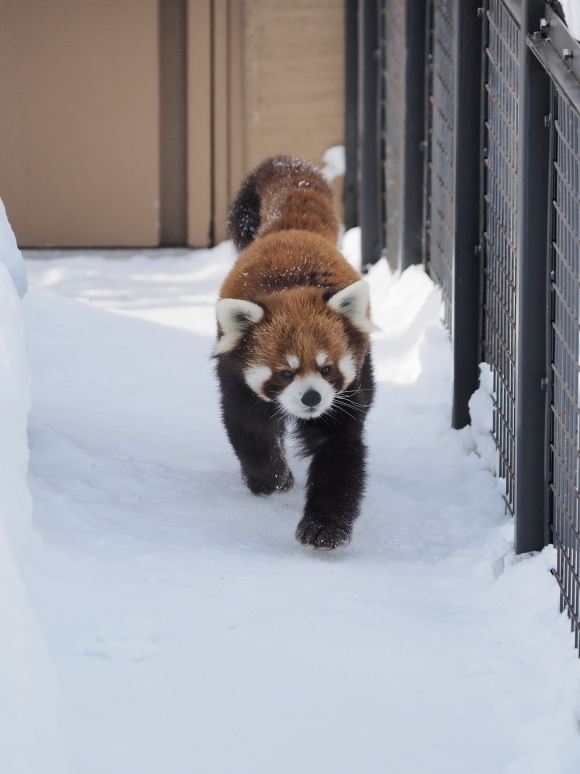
[{"x1": 23, "y1": 244, "x2": 580, "y2": 773}]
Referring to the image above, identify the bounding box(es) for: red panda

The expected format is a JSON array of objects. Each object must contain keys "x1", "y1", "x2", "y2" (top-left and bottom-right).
[{"x1": 214, "y1": 156, "x2": 376, "y2": 549}]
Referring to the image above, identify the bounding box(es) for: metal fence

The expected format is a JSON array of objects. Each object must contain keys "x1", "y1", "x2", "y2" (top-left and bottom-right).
[{"x1": 349, "y1": 0, "x2": 580, "y2": 653}]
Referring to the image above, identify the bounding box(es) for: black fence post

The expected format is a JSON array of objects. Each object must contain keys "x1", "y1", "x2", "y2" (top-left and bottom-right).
[
  {"x1": 514, "y1": 0, "x2": 551, "y2": 554},
  {"x1": 359, "y1": 0, "x2": 382, "y2": 266},
  {"x1": 344, "y1": 0, "x2": 359, "y2": 231},
  {"x1": 451, "y1": 0, "x2": 483, "y2": 429}
]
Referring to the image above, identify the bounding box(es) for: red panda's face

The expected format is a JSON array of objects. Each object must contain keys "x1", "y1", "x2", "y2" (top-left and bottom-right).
[
  {"x1": 244, "y1": 342, "x2": 358, "y2": 420},
  {"x1": 215, "y1": 283, "x2": 375, "y2": 420}
]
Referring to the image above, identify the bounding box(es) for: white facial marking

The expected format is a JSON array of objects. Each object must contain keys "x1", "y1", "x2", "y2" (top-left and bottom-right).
[
  {"x1": 286, "y1": 355, "x2": 300, "y2": 370},
  {"x1": 316, "y1": 352, "x2": 328, "y2": 367},
  {"x1": 244, "y1": 365, "x2": 273, "y2": 401},
  {"x1": 339, "y1": 354, "x2": 356, "y2": 386},
  {"x1": 277, "y1": 373, "x2": 336, "y2": 419}
]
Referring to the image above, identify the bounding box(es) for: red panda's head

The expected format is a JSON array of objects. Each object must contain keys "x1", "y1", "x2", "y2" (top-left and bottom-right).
[{"x1": 215, "y1": 281, "x2": 377, "y2": 420}]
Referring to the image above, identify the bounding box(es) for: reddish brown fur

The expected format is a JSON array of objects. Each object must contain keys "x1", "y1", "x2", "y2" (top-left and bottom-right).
[
  {"x1": 254, "y1": 158, "x2": 340, "y2": 245},
  {"x1": 218, "y1": 157, "x2": 369, "y2": 369},
  {"x1": 244, "y1": 286, "x2": 363, "y2": 394},
  {"x1": 220, "y1": 231, "x2": 362, "y2": 302}
]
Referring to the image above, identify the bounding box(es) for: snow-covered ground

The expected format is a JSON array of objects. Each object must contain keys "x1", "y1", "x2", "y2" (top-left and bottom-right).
[{"x1": 19, "y1": 240, "x2": 580, "y2": 773}]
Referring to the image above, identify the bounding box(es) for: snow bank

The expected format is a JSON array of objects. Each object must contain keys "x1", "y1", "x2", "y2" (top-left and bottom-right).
[
  {"x1": 0, "y1": 265, "x2": 32, "y2": 554},
  {"x1": 341, "y1": 225, "x2": 362, "y2": 271},
  {"x1": 321, "y1": 144, "x2": 345, "y2": 181},
  {"x1": 0, "y1": 202, "x2": 67, "y2": 772},
  {"x1": 0, "y1": 197, "x2": 27, "y2": 297}
]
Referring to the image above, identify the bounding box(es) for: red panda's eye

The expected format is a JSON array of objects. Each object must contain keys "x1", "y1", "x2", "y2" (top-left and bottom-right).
[
  {"x1": 281, "y1": 370, "x2": 294, "y2": 379},
  {"x1": 320, "y1": 365, "x2": 332, "y2": 376}
]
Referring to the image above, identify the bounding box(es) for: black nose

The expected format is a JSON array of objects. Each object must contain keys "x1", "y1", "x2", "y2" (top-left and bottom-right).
[{"x1": 302, "y1": 389, "x2": 322, "y2": 407}]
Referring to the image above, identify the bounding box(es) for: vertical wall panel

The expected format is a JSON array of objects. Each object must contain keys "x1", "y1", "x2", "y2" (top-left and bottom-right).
[
  {"x1": 212, "y1": 0, "x2": 229, "y2": 244},
  {"x1": 227, "y1": 0, "x2": 246, "y2": 207},
  {"x1": 187, "y1": 0, "x2": 213, "y2": 247},
  {"x1": 159, "y1": 0, "x2": 188, "y2": 246}
]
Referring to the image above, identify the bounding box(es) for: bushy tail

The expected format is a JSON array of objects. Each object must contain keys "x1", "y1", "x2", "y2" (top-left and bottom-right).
[
  {"x1": 227, "y1": 165, "x2": 263, "y2": 252},
  {"x1": 227, "y1": 156, "x2": 338, "y2": 252}
]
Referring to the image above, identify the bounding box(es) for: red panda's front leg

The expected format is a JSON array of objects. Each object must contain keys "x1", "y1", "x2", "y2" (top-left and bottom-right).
[
  {"x1": 217, "y1": 358, "x2": 294, "y2": 496},
  {"x1": 231, "y1": 417, "x2": 294, "y2": 496},
  {"x1": 295, "y1": 352, "x2": 374, "y2": 549},
  {"x1": 295, "y1": 431, "x2": 367, "y2": 549}
]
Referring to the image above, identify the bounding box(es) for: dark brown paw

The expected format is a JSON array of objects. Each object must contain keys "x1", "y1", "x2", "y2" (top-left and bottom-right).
[
  {"x1": 244, "y1": 468, "x2": 294, "y2": 496},
  {"x1": 276, "y1": 469, "x2": 295, "y2": 492},
  {"x1": 295, "y1": 517, "x2": 351, "y2": 550}
]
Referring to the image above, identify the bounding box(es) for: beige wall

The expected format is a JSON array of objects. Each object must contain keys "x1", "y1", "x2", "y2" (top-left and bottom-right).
[
  {"x1": 0, "y1": 0, "x2": 344, "y2": 248},
  {"x1": 243, "y1": 0, "x2": 345, "y2": 174},
  {"x1": 0, "y1": 0, "x2": 160, "y2": 247}
]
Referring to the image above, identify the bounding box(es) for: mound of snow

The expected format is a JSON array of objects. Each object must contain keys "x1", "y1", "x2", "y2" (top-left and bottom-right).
[
  {"x1": 0, "y1": 198, "x2": 27, "y2": 297},
  {"x1": 0, "y1": 203, "x2": 66, "y2": 772},
  {"x1": 321, "y1": 145, "x2": 345, "y2": 181}
]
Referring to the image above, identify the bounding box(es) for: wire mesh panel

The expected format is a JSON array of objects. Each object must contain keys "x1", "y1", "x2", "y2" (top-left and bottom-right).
[
  {"x1": 550, "y1": 88, "x2": 580, "y2": 652},
  {"x1": 380, "y1": 0, "x2": 405, "y2": 271},
  {"x1": 425, "y1": 0, "x2": 455, "y2": 329},
  {"x1": 481, "y1": 0, "x2": 520, "y2": 513}
]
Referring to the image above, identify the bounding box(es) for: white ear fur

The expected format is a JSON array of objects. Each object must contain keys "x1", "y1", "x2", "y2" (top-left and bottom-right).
[
  {"x1": 327, "y1": 280, "x2": 379, "y2": 333},
  {"x1": 214, "y1": 298, "x2": 264, "y2": 354}
]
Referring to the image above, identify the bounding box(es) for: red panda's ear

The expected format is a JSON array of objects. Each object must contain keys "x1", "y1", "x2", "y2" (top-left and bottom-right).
[
  {"x1": 214, "y1": 298, "x2": 264, "y2": 354},
  {"x1": 327, "y1": 280, "x2": 379, "y2": 333}
]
